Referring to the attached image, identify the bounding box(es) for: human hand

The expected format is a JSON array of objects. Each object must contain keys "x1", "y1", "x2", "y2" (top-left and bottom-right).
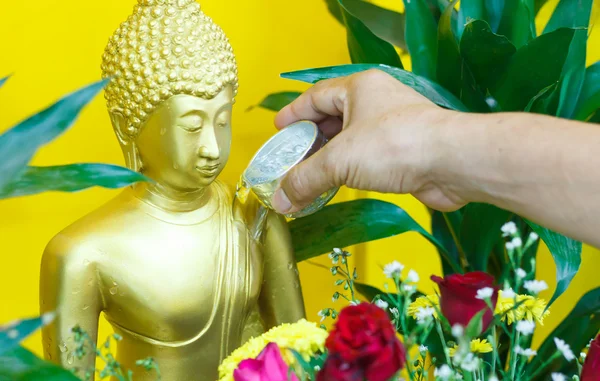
[{"x1": 271, "y1": 69, "x2": 468, "y2": 214}]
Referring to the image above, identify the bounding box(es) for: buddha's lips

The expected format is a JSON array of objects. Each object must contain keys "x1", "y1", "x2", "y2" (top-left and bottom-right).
[{"x1": 196, "y1": 164, "x2": 220, "y2": 175}]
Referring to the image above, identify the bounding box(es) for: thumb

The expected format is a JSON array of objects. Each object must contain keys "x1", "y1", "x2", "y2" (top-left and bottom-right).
[{"x1": 271, "y1": 141, "x2": 342, "y2": 215}]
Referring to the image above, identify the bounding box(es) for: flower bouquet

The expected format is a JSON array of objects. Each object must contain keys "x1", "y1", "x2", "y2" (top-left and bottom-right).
[{"x1": 219, "y1": 226, "x2": 600, "y2": 381}]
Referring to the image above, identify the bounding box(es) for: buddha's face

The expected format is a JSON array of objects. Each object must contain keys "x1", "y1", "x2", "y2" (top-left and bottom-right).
[{"x1": 135, "y1": 86, "x2": 233, "y2": 191}]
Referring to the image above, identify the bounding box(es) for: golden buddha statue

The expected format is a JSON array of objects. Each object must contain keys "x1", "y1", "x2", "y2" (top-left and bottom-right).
[{"x1": 39, "y1": 1, "x2": 306, "y2": 380}]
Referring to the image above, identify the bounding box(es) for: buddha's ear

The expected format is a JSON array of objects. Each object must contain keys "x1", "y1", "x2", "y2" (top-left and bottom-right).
[{"x1": 109, "y1": 108, "x2": 143, "y2": 172}]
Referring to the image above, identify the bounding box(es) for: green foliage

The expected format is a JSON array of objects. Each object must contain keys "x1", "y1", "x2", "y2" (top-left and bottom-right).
[
  {"x1": 403, "y1": 0, "x2": 438, "y2": 79},
  {"x1": 575, "y1": 62, "x2": 600, "y2": 120},
  {"x1": 0, "y1": 347, "x2": 79, "y2": 381},
  {"x1": 249, "y1": 92, "x2": 301, "y2": 112},
  {"x1": 0, "y1": 315, "x2": 54, "y2": 355}
]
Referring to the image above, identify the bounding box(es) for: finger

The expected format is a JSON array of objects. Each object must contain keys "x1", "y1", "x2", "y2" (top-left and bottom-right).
[
  {"x1": 318, "y1": 116, "x2": 343, "y2": 139},
  {"x1": 271, "y1": 138, "x2": 343, "y2": 214},
  {"x1": 274, "y1": 78, "x2": 347, "y2": 129}
]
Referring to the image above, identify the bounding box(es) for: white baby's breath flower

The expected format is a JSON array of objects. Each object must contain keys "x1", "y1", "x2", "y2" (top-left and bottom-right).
[
  {"x1": 515, "y1": 346, "x2": 537, "y2": 357},
  {"x1": 524, "y1": 279, "x2": 549, "y2": 294},
  {"x1": 349, "y1": 301, "x2": 359, "y2": 306},
  {"x1": 554, "y1": 337, "x2": 576, "y2": 361},
  {"x1": 317, "y1": 310, "x2": 327, "y2": 322},
  {"x1": 407, "y1": 269, "x2": 420, "y2": 283},
  {"x1": 476, "y1": 287, "x2": 494, "y2": 300},
  {"x1": 501, "y1": 287, "x2": 516, "y2": 299},
  {"x1": 375, "y1": 299, "x2": 389, "y2": 310},
  {"x1": 460, "y1": 353, "x2": 480, "y2": 372},
  {"x1": 516, "y1": 320, "x2": 536, "y2": 336},
  {"x1": 402, "y1": 284, "x2": 416, "y2": 294},
  {"x1": 581, "y1": 352, "x2": 587, "y2": 360},
  {"x1": 502, "y1": 221, "x2": 518, "y2": 237},
  {"x1": 383, "y1": 261, "x2": 404, "y2": 279},
  {"x1": 551, "y1": 373, "x2": 566, "y2": 381},
  {"x1": 419, "y1": 345, "x2": 428, "y2": 355},
  {"x1": 390, "y1": 307, "x2": 399, "y2": 317},
  {"x1": 516, "y1": 268, "x2": 527, "y2": 279},
  {"x1": 511, "y1": 237, "x2": 523, "y2": 248},
  {"x1": 434, "y1": 365, "x2": 452, "y2": 380},
  {"x1": 416, "y1": 307, "x2": 435, "y2": 321},
  {"x1": 528, "y1": 232, "x2": 539, "y2": 241},
  {"x1": 452, "y1": 324, "x2": 464, "y2": 338},
  {"x1": 506, "y1": 241, "x2": 515, "y2": 251},
  {"x1": 489, "y1": 376, "x2": 499, "y2": 381}
]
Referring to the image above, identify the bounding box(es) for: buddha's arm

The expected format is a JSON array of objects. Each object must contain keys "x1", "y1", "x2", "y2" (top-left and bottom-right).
[
  {"x1": 258, "y1": 211, "x2": 306, "y2": 327},
  {"x1": 40, "y1": 237, "x2": 104, "y2": 379}
]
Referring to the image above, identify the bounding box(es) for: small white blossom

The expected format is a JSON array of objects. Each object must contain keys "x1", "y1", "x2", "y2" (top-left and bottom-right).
[
  {"x1": 502, "y1": 287, "x2": 516, "y2": 299},
  {"x1": 515, "y1": 346, "x2": 537, "y2": 357},
  {"x1": 349, "y1": 301, "x2": 359, "y2": 306},
  {"x1": 524, "y1": 279, "x2": 549, "y2": 294},
  {"x1": 419, "y1": 345, "x2": 428, "y2": 355},
  {"x1": 554, "y1": 337, "x2": 576, "y2": 361},
  {"x1": 516, "y1": 320, "x2": 536, "y2": 336},
  {"x1": 460, "y1": 353, "x2": 480, "y2": 372},
  {"x1": 452, "y1": 324, "x2": 464, "y2": 338},
  {"x1": 476, "y1": 287, "x2": 494, "y2": 300},
  {"x1": 489, "y1": 376, "x2": 499, "y2": 381},
  {"x1": 529, "y1": 232, "x2": 539, "y2": 241},
  {"x1": 416, "y1": 307, "x2": 435, "y2": 321},
  {"x1": 434, "y1": 365, "x2": 453, "y2": 380},
  {"x1": 551, "y1": 373, "x2": 566, "y2": 381},
  {"x1": 383, "y1": 261, "x2": 404, "y2": 279},
  {"x1": 516, "y1": 268, "x2": 527, "y2": 279},
  {"x1": 375, "y1": 299, "x2": 389, "y2": 310},
  {"x1": 406, "y1": 269, "x2": 419, "y2": 283},
  {"x1": 502, "y1": 221, "x2": 518, "y2": 237},
  {"x1": 317, "y1": 310, "x2": 327, "y2": 322},
  {"x1": 7, "y1": 330, "x2": 18, "y2": 339},
  {"x1": 506, "y1": 241, "x2": 515, "y2": 251},
  {"x1": 511, "y1": 237, "x2": 523, "y2": 248},
  {"x1": 314, "y1": 365, "x2": 321, "y2": 371},
  {"x1": 581, "y1": 352, "x2": 587, "y2": 360},
  {"x1": 402, "y1": 284, "x2": 416, "y2": 294}
]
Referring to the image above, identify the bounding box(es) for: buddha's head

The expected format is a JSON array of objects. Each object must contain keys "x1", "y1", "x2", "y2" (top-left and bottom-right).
[{"x1": 101, "y1": 0, "x2": 238, "y2": 192}]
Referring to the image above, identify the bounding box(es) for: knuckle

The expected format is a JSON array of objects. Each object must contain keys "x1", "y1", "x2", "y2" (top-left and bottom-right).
[{"x1": 284, "y1": 169, "x2": 310, "y2": 205}]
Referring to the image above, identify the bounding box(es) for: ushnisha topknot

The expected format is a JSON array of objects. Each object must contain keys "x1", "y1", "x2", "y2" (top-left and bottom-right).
[{"x1": 101, "y1": 0, "x2": 238, "y2": 137}]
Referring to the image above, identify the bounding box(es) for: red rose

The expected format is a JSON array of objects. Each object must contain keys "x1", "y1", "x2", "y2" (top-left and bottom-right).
[
  {"x1": 431, "y1": 272, "x2": 498, "y2": 331},
  {"x1": 582, "y1": 334, "x2": 600, "y2": 381},
  {"x1": 317, "y1": 303, "x2": 406, "y2": 381}
]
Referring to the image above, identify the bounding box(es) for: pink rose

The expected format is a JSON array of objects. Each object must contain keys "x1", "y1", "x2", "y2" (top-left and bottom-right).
[{"x1": 234, "y1": 342, "x2": 299, "y2": 381}]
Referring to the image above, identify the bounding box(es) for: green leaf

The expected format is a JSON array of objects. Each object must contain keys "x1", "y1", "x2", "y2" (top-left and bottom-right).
[
  {"x1": 527, "y1": 221, "x2": 582, "y2": 306},
  {"x1": 289, "y1": 199, "x2": 462, "y2": 273},
  {"x1": 355, "y1": 283, "x2": 396, "y2": 303},
  {"x1": 0, "y1": 79, "x2": 107, "y2": 191},
  {"x1": 460, "y1": 20, "x2": 517, "y2": 90},
  {"x1": 574, "y1": 62, "x2": 600, "y2": 121},
  {"x1": 458, "y1": 0, "x2": 487, "y2": 37},
  {"x1": 491, "y1": 28, "x2": 575, "y2": 111},
  {"x1": 0, "y1": 76, "x2": 9, "y2": 89},
  {"x1": 324, "y1": 0, "x2": 344, "y2": 23},
  {"x1": 0, "y1": 164, "x2": 149, "y2": 199},
  {"x1": 281, "y1": 64, "x2": 469, "y2": 112},
  {"x1": 466, "y1": 310, "x2": 486, "y2": 338},
  {"x1": 437, "y1": 0, "x2": 489, "y2": 111},
  {"x1": 543, "y1": 0, "x2": 593, "y2": 34},
  {"x1": 526, "y1": 287, "x2": 600, "y2": 377},
  {"x1": 460, "y1": 204, "x2": 511, "y2": 271},
  {"x1": 485, "y1": 0, "x2": 505, "y2": 32},
  {"x1": 403, "y1": 0, "x2": 438, "y2": 79},
  {"x1": 0, "y1": 315, "x2": 54, "y2": 355},
  {"x1": 342, "y1": 0, "x2": 407, "y2": 50},
  {"x1": 431, "y1": 211, "x2": 462, "y2": 275},
  {"x1": 524, "y1": 83, "x2": 558, "y2": 113},
  {"x1": 249, "y1": 92, "x2": 302, "y2": 112},
  {"x1": 0, "y1": 346, "x2": 79, "y2": 381},
  {"x1": 498, "y1": 0, "x2": 536, "y2": 48},
  {"x1": 338, "y1": 0, "x2": 403, "y2": 67}
]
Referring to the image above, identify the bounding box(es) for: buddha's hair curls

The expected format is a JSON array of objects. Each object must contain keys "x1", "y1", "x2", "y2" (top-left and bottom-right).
[{"x1": 101, "y1": 0, "x2": 238, "y2": 137}]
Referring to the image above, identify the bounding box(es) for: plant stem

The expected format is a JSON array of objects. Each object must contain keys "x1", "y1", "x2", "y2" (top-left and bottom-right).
[
  {"x1": 442, "y1": 213, "x2": 467, "y2": 273},
  {"x1": 510, "y1": 331, "x2": 521, "y2": 380},
  {"x1": 525, "y1": 352, "x2": 561, "y2": 381},
  {"x1": 435, "y1": 319, "x2": 452, "y2": 368},
  {"x1": 491, "y1": 325, "x2": 498, "y2": 375}
]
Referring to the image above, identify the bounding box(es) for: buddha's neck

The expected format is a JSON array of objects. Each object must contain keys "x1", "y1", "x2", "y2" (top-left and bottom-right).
[{"x1": 133, "y1": 182, "x2": 213, "y2": 213}]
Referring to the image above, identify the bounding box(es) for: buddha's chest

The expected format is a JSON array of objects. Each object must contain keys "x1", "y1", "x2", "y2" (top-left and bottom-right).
[{"x1": 98, "y1": 219, "x2": 263, "y2": 342}]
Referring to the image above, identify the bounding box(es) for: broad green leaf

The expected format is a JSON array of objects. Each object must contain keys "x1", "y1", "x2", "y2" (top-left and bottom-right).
[
  {"x1": 460, "y1": 20, "x2": 516, "y2": 90},
  {"x1": 289, "y1": 199, "x2": 463, "y2": 273},
  {"x1": 0, "y1": 314, "x2": 54, "y2": 355},
  {"x1": 437, "y1": 0, "x2": 489, "y2": 111},
  {"x1": 281, "y1": 64, "x2": 469, "y2": 112},
  {"x1": 0, "y1": 76, "x2": 9, "y2": 89},
  {"x1": 527, "y1": 221, "x2": 582, "y2": 306},
  {"x1": 460, "y1": 204, "x2": 511, "y2": 272},
  {"x1": 526, "y1": 287, "x2": 600, "y2": 377},
  {"x1": 485, "y1": 0, "x2": 505, "y2": 32},
  {"x1": 403, "y1": 0, "x2": 438, "y2": 79},
  {"x1": 324, "y1": 0, "x2": 344, "y2": 23},
  {"x1": 575, "y1": 62, "x2": 600, "y2": 121},
  {"x1": 524, "y1": 83, "x2": 558, "y2": 113},
  {"x1": 355, "y1": 283, "x2": 396, "y2": 303},
  {"x1": 342, "y1": 0, "x2": 407, "y2": 50},
  {"x1": 491, "y1": 28, "x2": 575, "y2": 111},
  {"x1": 466, "y1": 310, "x2": 486, "y2": 338},
  {"x1": 498, "y1": 0, "x2": 536, "y2": 48},
  {"x1": 534, "y1": 0, "x2": 549, "y2": 14},
  {"x1": 249, "y1": 92, "x2": 302, "y2": 112},
  {"x1": 542, "y1": 0, "x2": 593, "y2": 118},
  {"x1": 0, "y1": 164, "x2": 149, "y2": 199},
  {"x1": 431, "y1": 211, "x2": 462, "y2": 275},
  {"x1": 458, "y1": 0, "x2": 487, "y2": 37},
  {"x1": 338, "y1": 0, "x2": 403, "y2": 67},
  {"x1": 0, "y1": 346, "x2": 79, "y2": 381},
  {"x1": 0, "y1": 80, "x2": 107, "y2": 191}
]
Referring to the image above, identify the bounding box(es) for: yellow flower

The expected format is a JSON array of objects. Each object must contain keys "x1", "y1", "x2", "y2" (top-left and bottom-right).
[
  {"x1": 217, "y1": 319, "x2": 328, "y2": 381},
  {"x1": 449, "y1": 339, "x2": 493, "y2": 357},
  {"x1": 407, "y1": 294, "x2": 439, "y2": 319},
  {"x1": 495, "y1": 290, "x2": 550, "y2": 325}
]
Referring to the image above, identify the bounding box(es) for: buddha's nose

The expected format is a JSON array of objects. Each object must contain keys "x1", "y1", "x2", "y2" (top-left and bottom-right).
[{"x1": 198, "y1": 128, "x2": 220, "y2": 160}]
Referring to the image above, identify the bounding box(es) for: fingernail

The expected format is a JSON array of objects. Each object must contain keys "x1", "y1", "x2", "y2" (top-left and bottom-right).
[{"x1": 273, "y1": 189, "x2": 293, "y2": 214}]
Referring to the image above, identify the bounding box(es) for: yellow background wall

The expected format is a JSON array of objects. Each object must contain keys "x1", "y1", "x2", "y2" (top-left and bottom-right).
[{"x1": 0, "y1": 0, "x2": 598, "y2": 359}]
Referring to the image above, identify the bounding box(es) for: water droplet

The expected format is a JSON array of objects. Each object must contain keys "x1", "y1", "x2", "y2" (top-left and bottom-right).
[
  {"x1": 294, "y1": 281, "x2": 300, "y2": 289},
  {"x1": 82, "y1": 305, "x2": 90, "y2": 311},
  {"x1": 7, "y1": 329, "x2": 19, "y2": 339},
  {"x1": 110, "y1": 285, "x2": 118, "y2": 295},
  {"x1": 72, "y1": 287, "x2": 81, "y2": 295},
  {"x1": 59, "y1": 341, "x2": 68, "y2": 353},
  {"x1": 160, "y1": 127, "x2": 167, "y2": 135},
  {"x1": 173, "y1": 163, "x2": 180, "y2": 170},
  {"x1": 67, "y1": 352, "x2": 74, "y2": 365},
  {"x1": 287, "y1": 262, "x2": 293, "y2": 270}
]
